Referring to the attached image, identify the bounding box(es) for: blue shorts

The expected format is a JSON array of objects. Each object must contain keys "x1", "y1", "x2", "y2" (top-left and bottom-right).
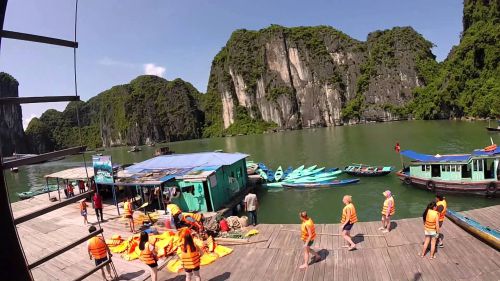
[{"x1": 95, "y1": 257, "x2": 108, "y2": 266}]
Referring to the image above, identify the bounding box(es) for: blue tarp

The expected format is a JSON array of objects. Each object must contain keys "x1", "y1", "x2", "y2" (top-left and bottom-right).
[
  {"x1": 126, "y1": 152, "x2": 248, "y2": 174},
  {"x1": 472, "y1": 146, "x2": 500, "y2": 156},
  {"x1": 400, "y1": 150, "x2": 471, "y2": 162}
]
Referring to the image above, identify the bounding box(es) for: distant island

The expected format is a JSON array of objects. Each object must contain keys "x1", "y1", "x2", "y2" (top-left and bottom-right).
[{"x1": 0, "y1": 0, "x2": 498, "y2": 155}]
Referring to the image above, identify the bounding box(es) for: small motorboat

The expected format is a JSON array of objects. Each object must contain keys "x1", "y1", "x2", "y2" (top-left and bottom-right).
[
  {"x1": 154, "y1": 146, "x2": 173, "y2": 156},
  {"x1": 344, "y1": 164, "x2": 393, "y2": 177},
  {"x1": 486, "y1": 120, "x2": 500, "y2": 132},
  {"x1": 446, "y1": 209, "x2": 499, "y2": 250},
  {"x1": 128, "y1": 146, "x2": 142, "y2": 153},
  {"x1": 282, "y1": 178, "x2": 360, "y2": 188},
  {"x1": 10, "y1": 167, "x2": 19, "y2": 173}
]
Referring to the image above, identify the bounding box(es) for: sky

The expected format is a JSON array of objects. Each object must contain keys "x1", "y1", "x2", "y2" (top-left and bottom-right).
[{"x1": 0, "y1": 0, "x2": 463, "y2": 129}]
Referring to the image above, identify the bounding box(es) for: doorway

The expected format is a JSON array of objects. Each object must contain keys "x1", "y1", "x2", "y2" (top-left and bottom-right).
[
  {"x1": 203, "y1": 181, "x2": 213, "y2": 212},
  {"x1": 431, "y1": 165, "x2": 441, "y2": 177}
]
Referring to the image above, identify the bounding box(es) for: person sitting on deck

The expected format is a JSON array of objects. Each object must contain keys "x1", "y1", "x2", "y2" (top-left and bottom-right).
[
  {"x1": 123, "y1": 198, "x2": 135, "y2": 233},
  {"x1": 379, "y1": 190, "x2": 395, "y2": 233},
  {"x1": 139, "y1": 231, "x2": 158, "y2": 281},
  {"x1": 299, "y1": 211, "x2": 321, "y2": 269},
  {"x1": 87, "y1": 226, "x2": 113, "y2": 281},
  {"x1": 420, "y1": 201, "x2": 440, "y2": 260},
  {"x1": 435, "y1": 194, "x2": 447, "y2": 248},
  {"x1": 178, "y1": 228, "x2": 202, "y2": 281},
  {"x1": 340, "y1": 195, "x2": 358, "y2": 251}
]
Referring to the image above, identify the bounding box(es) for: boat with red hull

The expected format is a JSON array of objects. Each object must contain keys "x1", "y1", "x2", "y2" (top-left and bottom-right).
[{"x1": 397, "y1": 145, "x2": 499, "y2": 197}]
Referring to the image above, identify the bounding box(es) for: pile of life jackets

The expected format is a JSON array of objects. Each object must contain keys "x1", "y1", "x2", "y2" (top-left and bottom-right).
[{"x1": 104, "y1": 230, "x2": 233, "y2": 269}]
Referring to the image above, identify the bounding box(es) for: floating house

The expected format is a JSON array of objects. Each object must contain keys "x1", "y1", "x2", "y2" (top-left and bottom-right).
[
  {"x1": 397, "y1": 146, "x2": 499, "y2": 196},
  {"x1": 117, "y1": 152, "x2": 248, "y2": 212}
]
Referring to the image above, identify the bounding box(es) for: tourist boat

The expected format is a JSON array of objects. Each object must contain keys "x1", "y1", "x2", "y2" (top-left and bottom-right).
[
  {"x1": 396, "y1": 144, "x2": 500, "y2": 196},
  {"x1": 16, "y1": 185, "x2": 60, "y2": 200},
  {"x1": 344, "y1": 164, "x2": 393, "y2": 176},
  {"x1": 446, "y1": 209, "x2": 499, "y2": 250},
  {"x1": 486, "y1": 120, "x2": 500, "y2": 132},
  {"x1": 282, "y1": 178, "x2": 360, "y2": 188},
  {"x1": 128, "y1": 146, "x2": 142, "y2": 153},
  {"x1": 153, "y1": 146, "x2": 173, "y2": 156}
]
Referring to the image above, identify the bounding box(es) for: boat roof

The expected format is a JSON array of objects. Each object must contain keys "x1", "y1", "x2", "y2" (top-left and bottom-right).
[
  {"x1": 45, "y1": 167, "x2": 95, "y2": 180},
  {"x1": 401, "y1": 147, "x2": 500, "y2": 163}
]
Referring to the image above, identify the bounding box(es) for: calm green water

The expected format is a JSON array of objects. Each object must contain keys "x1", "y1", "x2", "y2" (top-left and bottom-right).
[{"x1": 5, "y1": 120, "x2": 500, "y2": 223}]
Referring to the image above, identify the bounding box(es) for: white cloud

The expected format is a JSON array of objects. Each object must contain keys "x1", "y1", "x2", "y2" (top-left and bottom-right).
[
  {"x1": 98, "y1": 57, "x2": 136, "y2": 68},
  {"x1": 144, "y1": 63, "x2": 166, "y2": 77},
  {"x1": 23, "y1": 113, "x2": 38, "y2": 130}
]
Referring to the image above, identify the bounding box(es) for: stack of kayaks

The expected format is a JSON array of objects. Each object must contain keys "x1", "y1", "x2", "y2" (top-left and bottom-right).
[
  {"x1": 282, "y1": 179, "x2": 360, "y2": 188},
  {"x1": 17, "y1": 185, "x2": 60, "y2": 200},
  {"x1": 446, "y1": 209, "x2": 500, "y2": 250}
]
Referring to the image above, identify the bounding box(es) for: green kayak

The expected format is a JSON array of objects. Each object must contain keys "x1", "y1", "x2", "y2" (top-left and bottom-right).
[{"x1": 274, "y1": 166, "x2": 284, "y2": 182}]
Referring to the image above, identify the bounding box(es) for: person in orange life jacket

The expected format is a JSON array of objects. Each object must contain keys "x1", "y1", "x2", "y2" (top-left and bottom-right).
[
  {"x1": 67, "y1": 182, "x2": 75, "y2": 198},
  {"x1": 78, "y1": 180, "x2": 85, "y2": 194},
  {"x1": 87, "y1": 226, "x2": 113, "y2": 281},
  {"x1": 178, "y1": 229, "x2": 202, "y2": 281},
  {"x1": 420, "y1": 201, "x2": 441, "y2": 259},
  {"x1": 340, "y1": 195, "x2": 358, "y2": 251},
  {"x1": 435, "y1": 194, "x2": 447, "y2": 248},
  {"x1": 299, "y1": 211, "x2": 321, "y2": 269},
  {"x1": 80, "y1": 199, "x2": 88, "y2": 225},
  {"x1": 379, "y1": 190, "x2": 395, "y2": 233},
  {"x1": 139, "y1": 231, "x2": 158, "y2": 281},
  {"x1": 123, "y1": 198, "x2": 135, "y2": 233}
]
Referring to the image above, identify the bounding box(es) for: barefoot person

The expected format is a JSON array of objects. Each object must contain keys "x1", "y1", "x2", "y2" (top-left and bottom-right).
[
  {"x1": 123, "y1": 198, "x2": 135, "y2": 233},
  {"x1": 87, "y1": 226, "x2": 113, "y2": 281},
  {"x1": 178, "y1": 229, "x2": 202, "y2": 281},
  {"x1": 80, "y1": 199, "x2": 88, "y2": 225},
  {"x1": 139, "y1": 231, "x2": 158, "y2": 281},
  {"x1": 420, "y1": 201, "x2": 440, "y2": 259},
  {"x1": 435, "y1": 194, "x2": 447, "y2": 247},
  {"x1": 379, "y1": 190, "x2": 395, "y2": 233},
  {"x1": 299, "y1": 211, "x2": 321, "y2": 269},
  {"x1": 340, "y1": 195, "x2": 358, "y2": 251}
]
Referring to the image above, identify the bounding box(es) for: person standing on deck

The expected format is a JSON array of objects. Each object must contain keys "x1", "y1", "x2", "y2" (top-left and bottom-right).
[
  {"x1": 87, "y1": 226, "x2": 113, "y2": 281},
  {"x1": 80, "y1": 199, "x2": 88, "y2": 225},
  {"x1": 340, "y1": 195, "x2": 358, "y2": 251},
  {"x1": 435, "y1": 194, "x2": 447, "y2": 248},
  {"x1": 78, "y1": 180, "x2": 85, "y2": 194},
  {"x1": 299, "y1": 211, "x2": 321, "y2": 269},
  {"x1": 244, "y1": 192, "x2": 258, "y2": 226},
  {"x1": 178, "y1": 229, "x2": 202, "y2": 281},
  {"x1": 379, "y1": 190, "x2": 395, "y2": 233},
  {"x1": 123, "y1": 198, "x2": 135, "y2": 233},
  {"x1": 139, "y1": 231, "x2": 158, "y2": 281},
  {"x1": 93, "y1": 192, "x2": 104, "y2": 222},
  {"x1": 67, "y1": 182, "x2": 75, "y2": 198},
  {"x1": 420, "y1": 201, "x2": 440, "y2": 259}
]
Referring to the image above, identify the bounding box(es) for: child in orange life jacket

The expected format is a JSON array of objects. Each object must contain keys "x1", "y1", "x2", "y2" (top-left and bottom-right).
[
  {"x1": 299, "y1": 211, "x2": 321, "y2": 269},
  {"x1": 80, "y1": 199, "x2": 88, "y2": 225},
  {"x1": 139, "y1": 231, "x2": 158, "y2": 281},
  {"x1": 178, "y1": 229, "x2": 202, "y2": 281},
  {"x1": 435, "y1": 194, "x2": 447, "y2": 248},
  {"x1": 123, "y1": 198, "x2": 135, "y2": 233},
  {"x1": 420, "y1": 201, "x2": 440, "y2": 259}
]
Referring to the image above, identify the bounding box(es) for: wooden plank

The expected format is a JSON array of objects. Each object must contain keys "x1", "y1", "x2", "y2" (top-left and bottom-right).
[
  {"x1": 2, "y1": 146, "x2": 86, "y2": 169},
  {"x1": 379, "y1": 247, "x2": 407, "y2": 281}
]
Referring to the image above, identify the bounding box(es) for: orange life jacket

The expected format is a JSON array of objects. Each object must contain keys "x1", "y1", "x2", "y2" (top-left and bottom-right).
[
  {"x1": 124, "y1": 201, "x2": 133, "y2": 216},
  {"x1": 88, "y1": 237, "x2": 107, "y2": 260},
  {"x1": 167, "y1": 204, "x2": 181, "y2": 216},
  {"x1": 139, "y1": 242, "x2": 157, "y2": 265},
  {"x1": 182, "y1": 212, "x2": 202, "y2": 222},
  {"x1": 341, "y1": 203, "x2": 358, "y2": 224},
  {"x1": 381, "y1": 197, "x2": 395, "y2": 216},
  {"x1": 436, "y1": 200, "x2": 447, "y2": 222},
  {"x1": 179, "y1": 247, "x2": 201, "y2": 269},
  {"x1": 300, "y1": 218, "x2": 316, "y2": 242},
  {"x1": 80, "y1": 201, "x2": 87, "y2": 211},
  {"x1": 425, "y1": 209, "x2": 439, "y2": 231}
]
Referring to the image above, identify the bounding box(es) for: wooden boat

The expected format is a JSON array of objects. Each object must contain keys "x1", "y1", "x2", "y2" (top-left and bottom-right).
[
  {"x1": 446, "y1": 209, "x2": 499, "y2": 250},
  {"x1": 153, "y1": 146, "x2": 173, "y2": 156},
  {"x1": 486, "y1": 120, "x2": 500, "y2": 132},
  {"x1": 274, "y1": 166, "x2": 284, "y2": 182},
  {"x1": 344, "y1": 164, "x2": 393, "y2": 177},
  {"x1": 282, "y1": 179, "x2": 360, "y2": 188},
  {"x1": 128, "y1": 146, "x2": 142, "y2": 153},
  {"x1": 10, "y1": 167, "x2": 19, "y2": 173},
  {"x1": 397, "y1": 144, "x2": 500, "y2": 196},
  {"x1": 17, "y1": 185, "x2": 60, "y2": 200}
]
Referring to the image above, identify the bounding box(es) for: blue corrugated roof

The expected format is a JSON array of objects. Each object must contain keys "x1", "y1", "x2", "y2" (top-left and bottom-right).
[
  {"x1": 472, "y1": 146, "x2": 500, "y2": 156},
  {"x1": 126, "y1": 152, "x2": 248, "y2": 173},
  {"x1": 400, "y1": 150, "x2": 471, "y2": 162}
]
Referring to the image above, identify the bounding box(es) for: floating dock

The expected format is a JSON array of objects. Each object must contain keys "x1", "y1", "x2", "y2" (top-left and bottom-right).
[{"x1": 11, "y1": 193, "x2": 500, "y2": 281}]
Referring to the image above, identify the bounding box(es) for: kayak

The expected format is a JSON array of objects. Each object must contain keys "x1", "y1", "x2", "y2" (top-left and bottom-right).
[
  {"x1": 17, "y1": 185, "x2": 60, "y2": 200},
  {"x1": 257, "y1": 169, "x2": 268, "y2": 180},
  {"x1": 285, "y1": 176, "x2": 337, "y2": 184},
  {"x1": 285, "y1": 167, "x2": 325, "y2": 180},
  {"x1": 274, "y1": 166, "x2": 284, "y2": 182},
  {"x1": 266, "y1": 170, "x2": 275, "y2": 182},
  {"x1": 286, "y1": 165, "x2": 305, "y2": 178},
  {"x1": 344, "y1": 164, "x2": 393, "y2": 177},
  {"x1": 282, "y1": 166, "x2": 293, "y2": 179},
  {"x1": 283, "y1": 179, "x2": 360, "y2": 188},
  {"x1": 446, "y1": 209, "x2": 500, "y2": 250},
  {"x1": 265, "y1": 182, "x2": 284, "y2": 188}
]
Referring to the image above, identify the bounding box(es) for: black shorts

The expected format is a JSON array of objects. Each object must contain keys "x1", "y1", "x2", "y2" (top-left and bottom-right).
[
  {"x1": 147, "y1": 262, "x2": 158, "y2": 268},
  {"x1": 343, "y1": 223, "x2": 354, "y2": 231},
  {"x1": 439, "y1": 221, "x2": 443, "y2": 228},
  {"x1": 185, "y1": 266, "x2": 200, "y2": 273},
  {"x1": 95, "y1": 257, "x2": 108, "y2": 266}
]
